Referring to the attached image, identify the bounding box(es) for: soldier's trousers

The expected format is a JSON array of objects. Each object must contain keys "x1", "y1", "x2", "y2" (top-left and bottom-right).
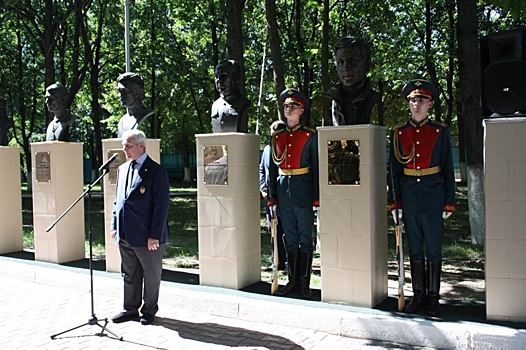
[
  {"x1": 280, "y1": 205, "x2": 314, "y2": 252},
  {"x1": 404, "y1": 211, "x2": 444, "y2": 261}
]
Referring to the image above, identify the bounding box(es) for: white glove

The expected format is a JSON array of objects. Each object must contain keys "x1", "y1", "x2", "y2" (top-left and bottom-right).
[
  {"x1": 391, "y1": 209, "x2": 403, "y2": 223},
  {"x1": 442, "y1": 211, "x2": 452, "y2": 220},
  {"x1": 269, "y1": 205, "x2": 277, "y2": 219},
  {"x1": 313, "y1": 206, "x2": 319, "y2": 212}
]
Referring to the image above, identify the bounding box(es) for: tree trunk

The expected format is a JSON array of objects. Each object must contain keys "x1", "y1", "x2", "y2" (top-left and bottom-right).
[
  {"x1": 149, "y1": 0, "x2": 160, "y2": 139},
  {"x1": 377, "y1": 81, "x2": 385, "y2": 126},
  {"x1": 226, "y1": 0, "x2": 248, "y2": 132},
  {"x1": 265, "y1": 0, "x2": 285, "y2": 121},
  {"x1": 456, "y1": 92, "x2": 467, "y2": 185},
  {"x1": 445, "y1": 0, "x2": 456, "y2": 126},
  {"x1": 457, "y1": 0, "x2": 485, "y2": 245},
  {"x1": 425, "y1": 0, "x2": 442, "y2": 121},
  {"x1": 210, "y1": 2, "x2": 219, "y2": 100},
  {"x1": 181, "y1": 134, "x2": 192, "y2": 182},
  {"x1": 15, "y1": 31, "x2": 32, "y2": 190},
  {"x1": 84, "y1": 0, "x2": 108, "y2": 172},
  {"x1": 43, "y1": 0, "x2": 56, "y2": 124}
]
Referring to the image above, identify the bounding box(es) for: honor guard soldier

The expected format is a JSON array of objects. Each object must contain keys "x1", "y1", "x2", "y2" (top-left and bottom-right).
[
  {"x1": 268, "y1": 88, "x2": 319, "y2": 299},
  {"x1": 389, "y1": 79, "x2": 456, "y2": 316}
]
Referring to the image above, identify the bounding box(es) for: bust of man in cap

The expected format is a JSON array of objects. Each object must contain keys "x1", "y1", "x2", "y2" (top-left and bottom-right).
[
  {"x1": 0, "y1": 96, "x2": 14, "y2": 146},
  {"x1": 324, "y1": 36, "x2": 381, "y2": 126},
  {"x1": 116, "y1": 72, "x2": 155, "y2": 138},
  {"x1": 211, "y1": 59, "x2": 250, "y2": 133},
  {"x1": 45, "y1": 84, "x2": 78, "y2": 142}
]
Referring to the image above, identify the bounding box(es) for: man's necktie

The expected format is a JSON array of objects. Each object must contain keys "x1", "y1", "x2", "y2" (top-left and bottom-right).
[{"x1": 126, "y1": 160, "x2": 136, "y2": 194}]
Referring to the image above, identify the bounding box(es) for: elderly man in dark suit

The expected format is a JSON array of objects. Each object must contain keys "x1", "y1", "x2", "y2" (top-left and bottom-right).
[{"x1": 110, "y1": 129, "x2": 169, "y2": 325}]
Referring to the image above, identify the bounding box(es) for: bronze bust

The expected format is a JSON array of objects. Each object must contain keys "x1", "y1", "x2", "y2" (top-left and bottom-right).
[
  {"x1": 116, "y1": 72, "x2": 155, "y2": 138},
  {"x1": 45, "y1": 84, "x2": 78, "y2": 142},
  {"x1": 211, "y1": 60, "x2": 250, "y2": 133},
  {"x1": 324, "y1": 37, "x2": 381, "y2": 126}
]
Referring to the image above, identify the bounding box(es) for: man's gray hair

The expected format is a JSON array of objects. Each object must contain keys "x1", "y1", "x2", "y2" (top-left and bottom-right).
[{"x1": 123, "y1": 129, "x2": 147, "y2": 148}]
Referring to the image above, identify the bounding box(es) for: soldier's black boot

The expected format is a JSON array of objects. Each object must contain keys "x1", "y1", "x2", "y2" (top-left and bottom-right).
[
  {"x1": 274, "y1": 251, "x2": 298, "y2": 296},
  {"x1": 405, "y1": 259, "x2": 426, "y2": 313},
  {"x1": 298, "y1": 251, "x2": 313, "y2": 299},
  {"x1": 427, "y1": 260, "x2": 442, "y2": 317}
]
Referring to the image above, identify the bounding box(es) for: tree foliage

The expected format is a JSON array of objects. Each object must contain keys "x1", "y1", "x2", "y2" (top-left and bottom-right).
[{"x1": 0, "y1": 0, "x2": 525, "y2": 239}]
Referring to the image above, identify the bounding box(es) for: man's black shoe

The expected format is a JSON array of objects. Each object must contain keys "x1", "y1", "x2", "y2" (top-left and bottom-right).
[
  {"x1": 111, "y1": 310, "x2": 139, "y2": 323},
  {"x1": 140, "y1": 313, "x2": 155, "y2": 325}
]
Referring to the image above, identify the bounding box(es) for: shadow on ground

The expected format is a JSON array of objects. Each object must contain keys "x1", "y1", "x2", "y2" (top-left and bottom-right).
[{"x1": 155, "y1": 317, "x2": 305, "y2": 349}]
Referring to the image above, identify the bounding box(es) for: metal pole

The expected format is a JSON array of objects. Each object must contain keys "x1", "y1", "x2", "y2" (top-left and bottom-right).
[{"x1": 124, "y1": 0, "x2": 131, "y2": 72}]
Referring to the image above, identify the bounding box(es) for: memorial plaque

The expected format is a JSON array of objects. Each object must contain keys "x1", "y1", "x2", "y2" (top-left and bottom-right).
[
  {"x1": 35, "y1": 152, "x2": 51, "y2": 182},
  {"x1": 203, "y1": 145, "x2": 228, "y2": 185},
  {"x1": 107, "y1": 149, "x2": 126, "y2": 184},
  {"x1": 327, "y1": 139, "x2": 360, "y2": 185}
]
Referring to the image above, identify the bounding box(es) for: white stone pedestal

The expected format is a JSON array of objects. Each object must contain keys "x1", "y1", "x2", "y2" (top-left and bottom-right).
[
  {"x1": 0, "y1": 147, "x2": 23, "y2": 254},
  {"x1": 102, "y1": 138, "x2": 161, "y2": 272},
  {"x1": 196, "y1": 133, "x2": 261, "y2": 289},
  {"x1": 31, "y1": 142, "x2": 85, "y2": 263},
  {"x1": 317, "y1": 125, "x2": 388, "y2": 307},
  {"x1": 484, "y1": 117, "x2": 526, "y2": 323}
]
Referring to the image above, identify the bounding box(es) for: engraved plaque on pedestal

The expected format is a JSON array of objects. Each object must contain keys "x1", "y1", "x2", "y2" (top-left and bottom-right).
[
  {"x1": 107, "y1": 149, "x2": 126, "y2": 184},
  {"x1": 35, "y1": 152, "x2": 51, "y2": 182},
  {"x1": 203, "y1": 145, "x2": 228, "y2": 185},
  {"x1": 327, "y1": 139, "x2": 360, "y2": 185}
]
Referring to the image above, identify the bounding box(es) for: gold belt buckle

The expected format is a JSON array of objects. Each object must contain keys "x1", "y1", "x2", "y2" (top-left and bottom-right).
[{"x1": 416, "y1": 169, "x2": 422, "y2": 176}]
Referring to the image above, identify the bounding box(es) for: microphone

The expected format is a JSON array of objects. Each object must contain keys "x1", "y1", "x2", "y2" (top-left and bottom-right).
[{"x1": 99, "y1": 153, "x2": 120, "y2": 171}]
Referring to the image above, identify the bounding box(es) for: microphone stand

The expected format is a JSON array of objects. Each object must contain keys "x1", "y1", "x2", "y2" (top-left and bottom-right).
[{"x1": 49, "y1": 166, "x2": 122, "y2": 341}]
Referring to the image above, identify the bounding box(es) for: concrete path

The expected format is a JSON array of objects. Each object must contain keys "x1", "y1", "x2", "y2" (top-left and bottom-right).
[{"x1": 1, "y1": 255, "x2": 525, "y2": 349}]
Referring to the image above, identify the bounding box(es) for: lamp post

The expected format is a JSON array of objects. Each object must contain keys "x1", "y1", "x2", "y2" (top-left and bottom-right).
[{"x1": 124, "y1": 0, "x2": 131, "y2": 72}]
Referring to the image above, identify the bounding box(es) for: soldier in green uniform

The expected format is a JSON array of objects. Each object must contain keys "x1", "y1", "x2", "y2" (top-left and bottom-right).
[
  {"x1": 389, "y1": 79, "x2": 456, "y2": 316},
  {"x1": 268, "y1": 88, "x2": 319, "y2": 299}
]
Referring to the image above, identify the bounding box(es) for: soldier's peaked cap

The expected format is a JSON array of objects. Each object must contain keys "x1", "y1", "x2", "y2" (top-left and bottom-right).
[
  {"x1": 279, "y1": 88, "x2": 309, "y2": 109},
  {"x1": 402, "y1": 79, "x2": 438, "y2": 101}
]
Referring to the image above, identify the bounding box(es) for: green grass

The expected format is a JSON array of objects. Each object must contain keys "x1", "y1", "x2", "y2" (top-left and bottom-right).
[{"x1": 22, "y1": 184, "x2": 482, "y2": 276}]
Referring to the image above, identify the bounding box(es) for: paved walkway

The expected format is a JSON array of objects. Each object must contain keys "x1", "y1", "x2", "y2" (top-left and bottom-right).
[{"x1": 1, "y1": 255, "x2": 525, "y2": 350}]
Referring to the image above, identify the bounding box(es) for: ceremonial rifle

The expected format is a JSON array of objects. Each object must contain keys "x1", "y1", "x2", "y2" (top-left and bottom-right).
[
  {"x1": 270, "y1": 203, "x2": 279, "y2": 294},
  {"x1": 394, "y1": 206, "x2": 405, "y2": 311},
  {"x1": 390, "y1": 163, "x2": 405, "y2": 311},
  {"x1": 266, "y1": 165, "x2": 279, "y2": 295}
]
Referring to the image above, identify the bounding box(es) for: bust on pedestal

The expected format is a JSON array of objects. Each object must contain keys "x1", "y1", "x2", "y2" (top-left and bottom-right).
[
  {"x1": 45, "y1": 84, "x2": 78, "y2": 142},
  {"x1": 324, "y1": 37, "x2": 380, "y2": 126},
  {"x1": 116, "y1": 72, "x2": 155, "y2": 138},
  {"x1": 211, "y1": 60, "x2": 250, "y2": 133}
]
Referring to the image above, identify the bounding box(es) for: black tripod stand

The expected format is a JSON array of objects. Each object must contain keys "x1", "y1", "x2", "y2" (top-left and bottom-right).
[{"x1": 48, "y1": 167, "x2": 122, "y2": 341}]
